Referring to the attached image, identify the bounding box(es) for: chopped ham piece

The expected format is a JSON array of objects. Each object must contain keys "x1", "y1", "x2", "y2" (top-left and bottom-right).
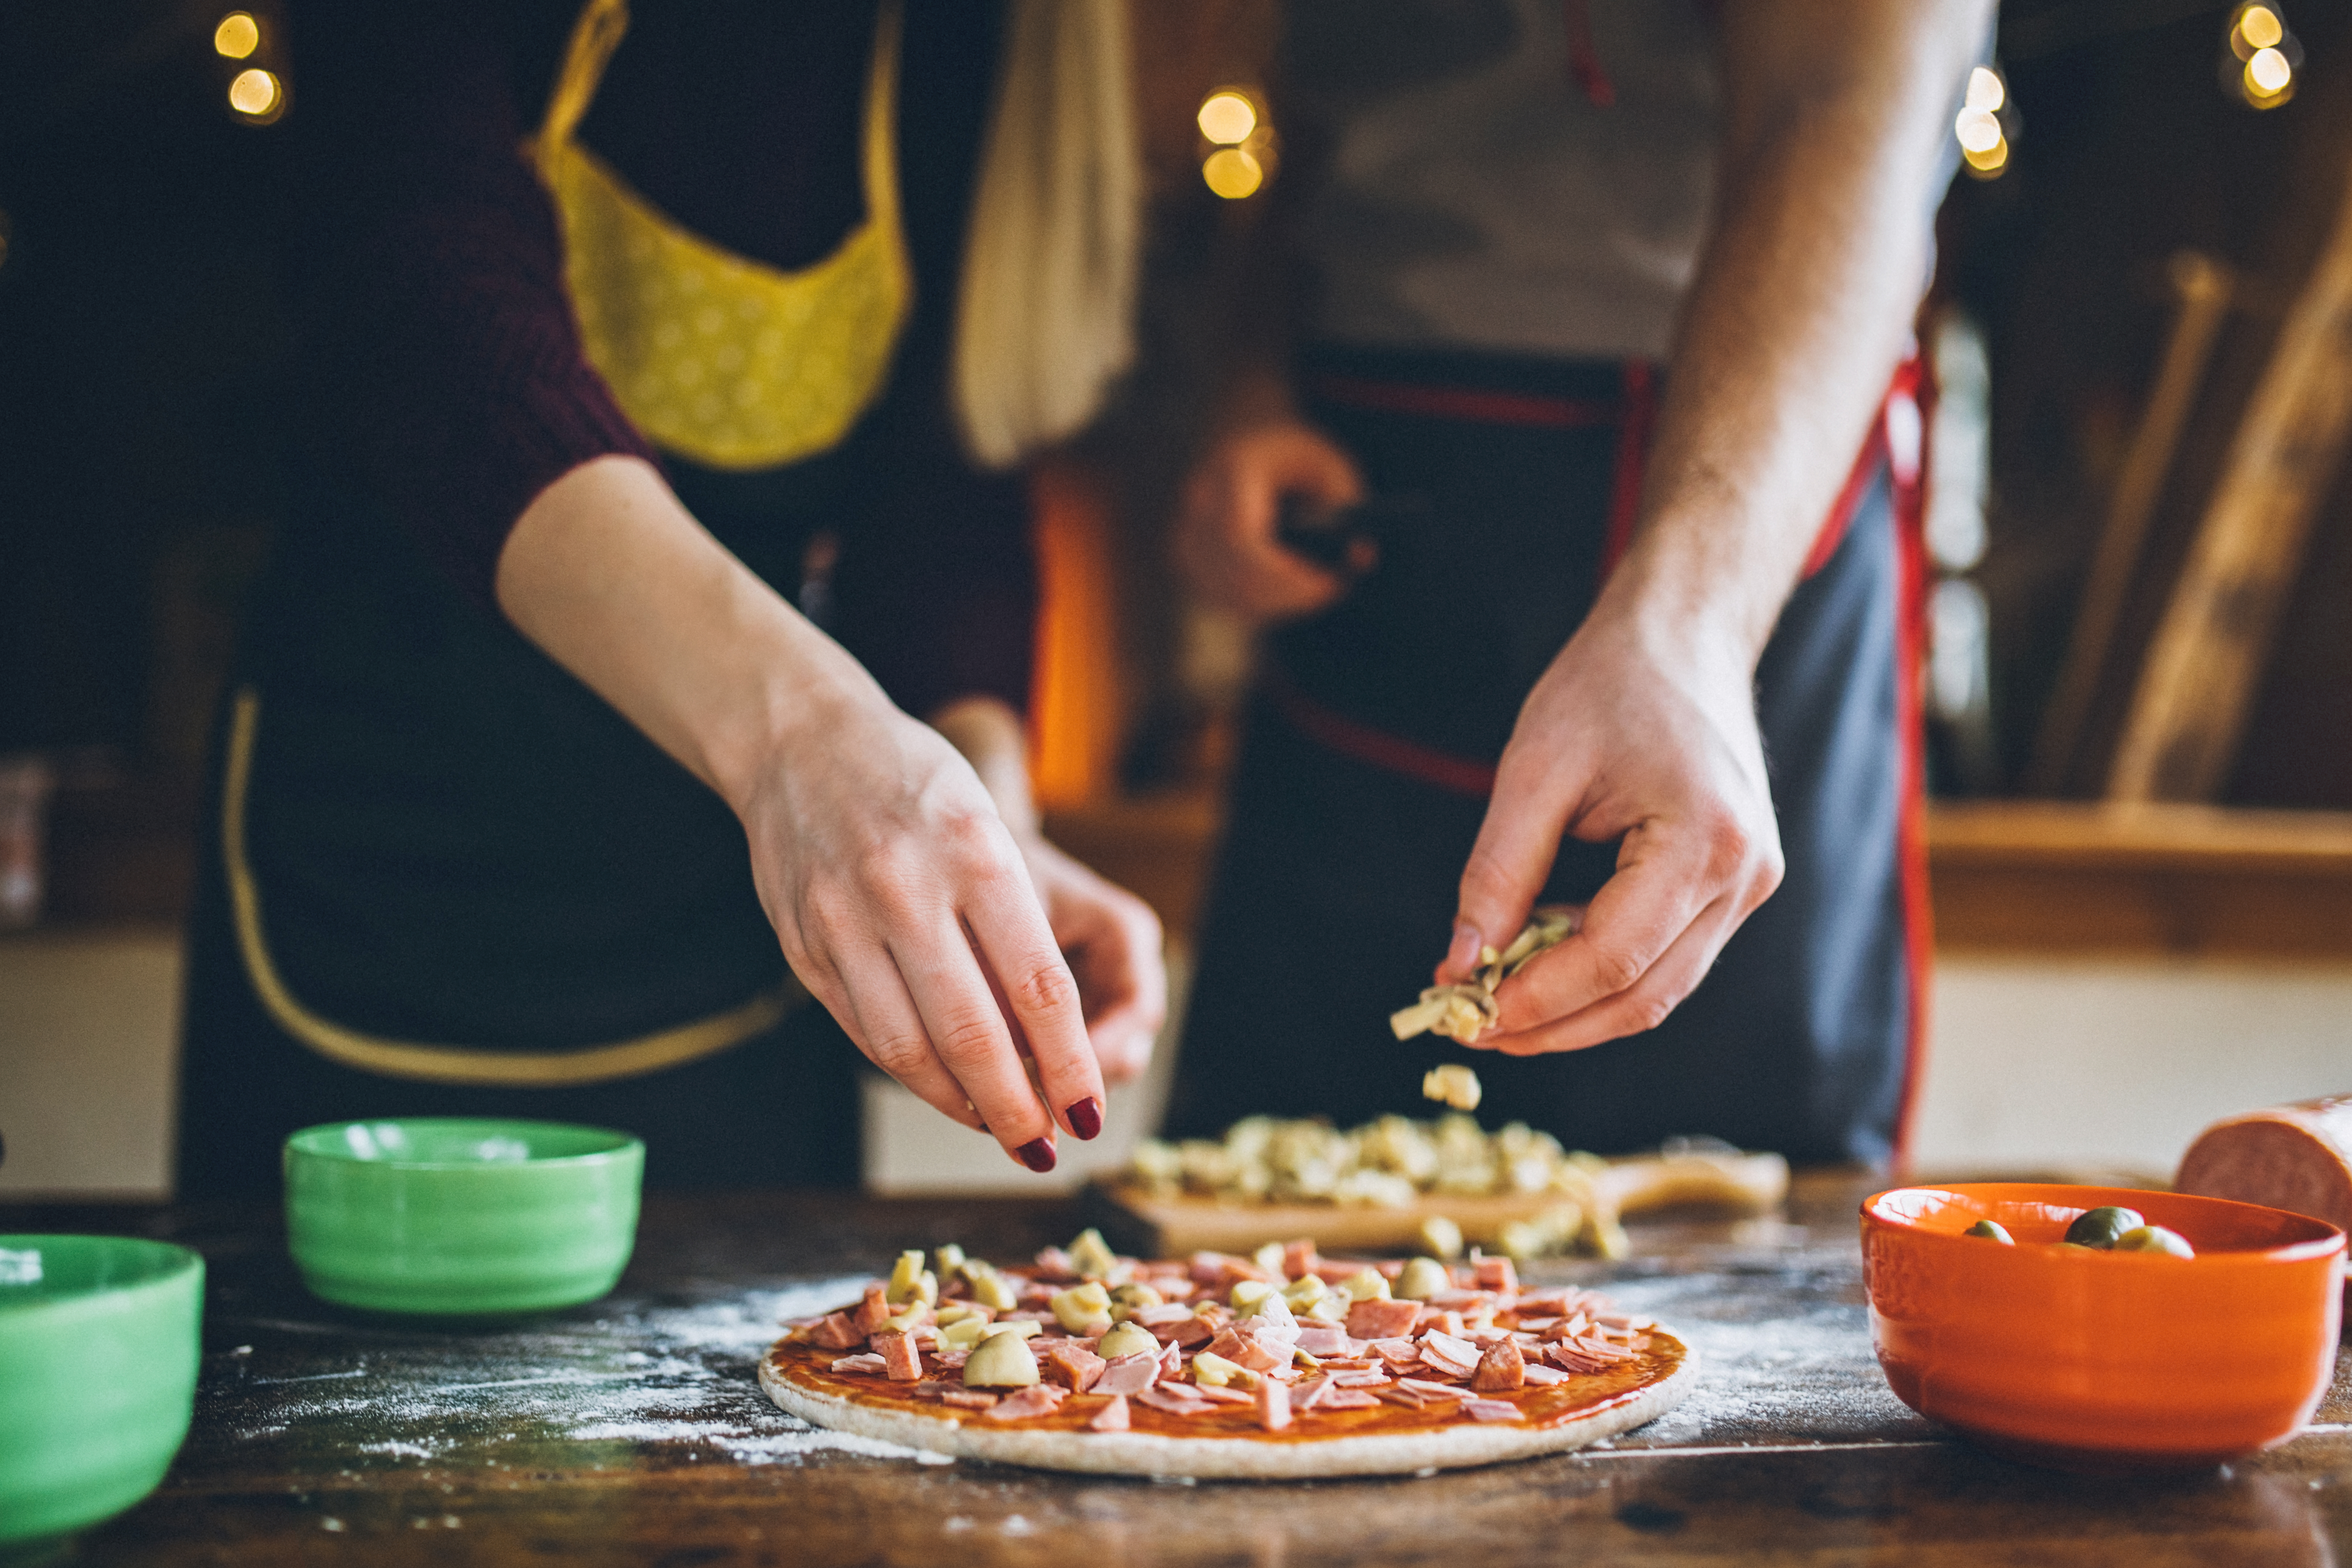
[
  {"x1": 1519, "y1": 1363, "x2": 1568, "y2": 1387},
  {"x1": 940, "y1": 1388, "x2": 999, "y2": 1410},
  {"x1": 873, "y1": 1332, "x2": 923, "y2": 1382},
  {"x1": 1464, "y1": 1398, "x2": 1523, "y2": 1423},
  {"x1": 1316, "y1": 1388, "x2": 1381, "y2": 1410},
  {"x1": 929, "y1": 1348, "x2": 971, "y2": 1371},
  {"x1": 1257, "y1": 1376, "x2": 1292, "y2": 1431},
  {"x1": 1164, "y1": 1314, "x2": 1218, "y2": 1349},
  {"x1": 1133, "y1": 1303, "x2": 1197, "y2": 1327},
  {"x1": 1294, "y1": 1326, "x2": 1356, "y2": 1358},
  {"x1": 1282, "y1": 1239, "x2": 1320, "y2": 1281},
  {"x1": 1087, "y1": 1394, "x2": 1131, "y2": 1433},
  {"x1": 1426, "y1": 1289, "x2": 1491, "y2": 1311},
  {"x1": 1396, "y1": 1377, "x2": 1472, "y2": 1402},
  {"x1": 829, "y1": 1353, "x2": 888, "y2": 1376},
  {"x1": 1369, "y1": 1337, "x2": 1419, "y2": 1359},
  {"x1": 1471, "y1": 1338, "x2": 1525, "y2": 1392},
  {"x1": 1374, "y1": 1387, "x2": 1432, "y2": 1409},
  {"x1": 1188, "y1": 1383, "x2": 1253, "y2": 1404},
  {"x1": 1513, "y1": 1316, "x2": 1561, "y2": 1334},
  {"x1": 1001, "y1": 1309, "x2": 1054, "y2": 1324},
  {"x1": 810, "y1": 1313, "x2": 867, "y2": 1351},
  {"x1": 1218, "y1": 1258, "x2": 1280, "y2": 1291},
  {"x1": 1346, "y1": 1299, "x2": 1422, "y2": 1339},
  {"x1": 1207, "y1": 1329, "x2": 1288, "y2": 1374},
  {"x1": 1419, "y1": 1332, "x2": 1481, "y2": 1376},
  {"x1": 1189, "y1": 1251, "x2": 1229, "y2": 1287},
  {"x1": 1472, "y1": 1255, "x2": 1517, "y2": 1293},
  {"x1": 1032, "y1": 1247, "x2": 1081, "y2": 1283},
  {"x1": 1135, "y1": 1386, "x2": 1213, "y2": 1415},
  {"x1": 1328, "y1": 1369, "x2": 1391, "y2": 1387},
  {"x1": 985, "y1": 1384, "x2": 1067, "y2": 1421},
  {"x1": 910, "y1": 1380, "x2": 958, "y2": 1400},
  {"x1": 852, "y1": 1283, "x2": 892, "y2": 1334},
  {"x1": 1291, "y1": 1374, "x2": 1333, "y2": 1411},
  {"x1": 1040, "y1": 1341, "x2": 1106, "y2": 1392},
  {"x1": 1432, "y1": 1310, "x2": 1468, "y2": 1340},
  {"x1": 1093, "y1": 1353, "x2": 1161, "y2": 1397},
  {"x1": 1159, "y1": 1339, "x2": 1186, "y2": 1378}
]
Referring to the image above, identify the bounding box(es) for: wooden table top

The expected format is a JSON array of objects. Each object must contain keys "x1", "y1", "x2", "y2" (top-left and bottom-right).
[{"x1": 7, "y1": 1173, "x2": 2346, "y2": 1566}]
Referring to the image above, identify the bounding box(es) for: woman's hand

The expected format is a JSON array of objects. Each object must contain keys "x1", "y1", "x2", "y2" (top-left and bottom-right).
[
  {"x1": 735, "y1": 694, "x2": 1106, "y2": 1170},
  {"x1": 1439, "y1": 609, "x2": 1784, "y2": 1056},
  {"x1": 930, "y1": 696, "x2": 1166, "y2": 1095},
  {"x1": 1174, "y1": 417, "x2": 1364, "y2": 624},
  {"x1": 497, "y1": 457, "x2": 1102, "y2": 1172},
  {"x1": 1015, "y1": 832, "x2": 1164, "y2": 1088}
]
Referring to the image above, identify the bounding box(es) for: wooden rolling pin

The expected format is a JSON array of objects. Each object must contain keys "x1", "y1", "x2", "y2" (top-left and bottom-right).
[{"x1": 2175, "y1": 1094, "x2": 2352, "y2": 1242}]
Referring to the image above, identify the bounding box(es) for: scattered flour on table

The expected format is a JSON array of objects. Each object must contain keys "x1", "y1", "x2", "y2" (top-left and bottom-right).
[
  {"x1": 1598, "y1": 1274, "x2": 1932, "y2": 1446},
  {"x1": 229, "y1": 1275, "x2": 962, "y2": 1468}
]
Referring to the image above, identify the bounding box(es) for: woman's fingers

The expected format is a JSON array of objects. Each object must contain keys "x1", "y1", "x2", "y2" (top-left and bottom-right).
[
  {"x1": 888, "y1": 913, "x2": 1068, "y2": 1170},
  {"x1": 962, "y1": 869, "x2": 1105, "y2": 1148},
  {"x1": 827, "y1": 944, "x2": 991, "y2": 1135}
]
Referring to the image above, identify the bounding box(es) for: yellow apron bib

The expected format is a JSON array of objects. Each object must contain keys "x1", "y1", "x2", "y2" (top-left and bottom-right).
[{"x1": 534, "y1": 0, "x2": 913, "y2": 472}]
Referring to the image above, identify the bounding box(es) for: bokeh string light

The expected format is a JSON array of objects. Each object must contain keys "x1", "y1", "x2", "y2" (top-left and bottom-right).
[
  {"x1": 213, "y1": 12, "x2": 259, "y2": 59},
  {"x1": 227, "y1": 67, "x2": 283, "y2": 122},
  {"x1": 2225, "y1": 3, "x2": 2300, "y2": 108},
  {"x1": 1956, "y1": 65, "x2": 2012, "y2": 178},
  {"x1": 1197, "y1": 86, "x2": 1273, "y2": 201}
]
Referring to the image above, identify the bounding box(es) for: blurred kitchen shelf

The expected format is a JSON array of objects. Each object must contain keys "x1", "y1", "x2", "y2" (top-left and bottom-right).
[
  {"x1": 1929, "y1": 801, "x2": 2352, "y2": 957},
  {"x1": 38, "y1": 774, "x2": 200, "y2": 926}
]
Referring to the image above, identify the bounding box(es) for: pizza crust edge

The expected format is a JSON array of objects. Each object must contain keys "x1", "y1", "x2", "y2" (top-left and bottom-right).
[{"x1": 756, "y1": 1336, "x2": 1699, "y2": 1479}]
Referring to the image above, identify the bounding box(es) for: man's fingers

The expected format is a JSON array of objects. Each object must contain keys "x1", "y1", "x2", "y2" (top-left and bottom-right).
[
  {"x1": 963, "y1": 877, "x2": 1105, "y2": 1148},
  {"x1": 831, "y1": 946, "x2": 990, "y2": 1134},
  {"x1": 1482, "y1": 893, "x2": 1745, "y2": 1056},
  {"x1": 1444, "y1": 754, "x2": 1580, "y2": 984},
  {"x1": 1489, "y1": 817, "x2": 1734, "y2": 1032}
]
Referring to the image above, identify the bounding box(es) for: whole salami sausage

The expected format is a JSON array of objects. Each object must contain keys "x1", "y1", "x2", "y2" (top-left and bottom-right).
[{"x1": 2176, "y1": 1094, "x2": 2352, "y2": 1324}]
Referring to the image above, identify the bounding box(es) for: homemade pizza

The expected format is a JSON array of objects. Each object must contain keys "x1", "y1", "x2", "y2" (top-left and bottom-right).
[{"x1": 758, "y1": 1229, "x2": 1695, "y2": 1479}]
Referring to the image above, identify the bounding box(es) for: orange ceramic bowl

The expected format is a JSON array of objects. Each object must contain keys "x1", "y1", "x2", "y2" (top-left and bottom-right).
[{"x1": 1862, "y1": 1184, "x2": 2344, "y2": 1474}]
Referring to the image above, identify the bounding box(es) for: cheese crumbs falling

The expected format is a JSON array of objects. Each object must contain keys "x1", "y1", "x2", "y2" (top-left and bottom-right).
[{"x1": 1422, "y1": 1064, "x2": 1483, "y2": 1112}]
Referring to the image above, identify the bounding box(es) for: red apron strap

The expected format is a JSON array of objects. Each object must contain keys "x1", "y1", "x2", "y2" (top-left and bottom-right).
[{"x1": 1261, "y1": 665, "x2": 1498, "y2": 799}]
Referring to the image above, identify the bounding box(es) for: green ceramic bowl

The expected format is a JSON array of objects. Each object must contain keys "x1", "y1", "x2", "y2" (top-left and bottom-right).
[
  {"x1": 284, "y1": 1119, "x2": 643, "y2": 1316},
  {"x1": 0, "y1": 1235, "x2": 204, "y2": 1545}
]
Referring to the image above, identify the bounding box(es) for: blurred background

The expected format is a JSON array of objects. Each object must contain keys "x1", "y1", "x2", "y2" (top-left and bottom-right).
[{"x1": 5, "y1": 0, "x2": 2352, "y2": 1198}]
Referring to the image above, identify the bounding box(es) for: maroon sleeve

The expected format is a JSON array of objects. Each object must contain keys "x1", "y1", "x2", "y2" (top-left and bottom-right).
[{"x1": 283, "y1": 0, "x2": 654, "y2": 609}]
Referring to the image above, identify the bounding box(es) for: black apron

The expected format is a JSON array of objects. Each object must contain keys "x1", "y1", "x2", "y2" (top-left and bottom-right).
[{"x1": 1167, "y1": 345, "x2": 1929, "y2": 1168}]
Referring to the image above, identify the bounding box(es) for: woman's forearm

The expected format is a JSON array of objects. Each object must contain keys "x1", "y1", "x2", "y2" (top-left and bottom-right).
[
  {"x1": 1604, "y1": 0, "x2": 1992, "y2": 667},
  {"x1": 494, "y1": 454, "x2": 870, "y2": 815}
]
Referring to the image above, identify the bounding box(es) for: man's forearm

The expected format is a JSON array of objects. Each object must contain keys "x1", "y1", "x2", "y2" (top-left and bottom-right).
[{"x1": 1603, "y1": 0, "x2": 1993, "y2": 668}]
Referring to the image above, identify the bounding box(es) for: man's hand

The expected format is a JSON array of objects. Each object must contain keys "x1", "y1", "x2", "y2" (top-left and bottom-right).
[
  {"x1": 1174, "y1": 418, "x2": 1364, "y2": 623},
  {"x1": 1427, "y1": 0, "x2": 1988, "y2": 1053},
  {"x1": 1438, "y1": 610, "x2": 1783, "y2": 1054}
]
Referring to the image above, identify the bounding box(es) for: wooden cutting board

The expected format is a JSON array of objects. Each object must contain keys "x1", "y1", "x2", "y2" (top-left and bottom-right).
[{"x1": 1081, "y1": 1151, "x2": 1790, "y2": 1258}]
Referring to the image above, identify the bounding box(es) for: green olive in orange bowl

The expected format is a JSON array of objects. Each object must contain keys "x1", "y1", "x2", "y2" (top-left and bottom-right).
[
  {"x1": 0, "y1": 1235, "x2": 204, "y2": 1546},
  {"x1": 284, "y1": 1119, "x2": 643, "y2": 1316}
]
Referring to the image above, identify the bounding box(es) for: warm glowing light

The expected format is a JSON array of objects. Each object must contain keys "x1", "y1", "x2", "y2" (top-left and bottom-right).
[
  {"x1": 1197, "y1": 91, "x2": 1258, "y2": 147},
  {"x1": 2246, "y1": 45, "x2": 2293, "y2": 96},
  {"x1": 2237, "y1": 5, "x2": 2285, "y2": 50},
  {"x1": 1954, "y1": 106, "x2": 2002, "y2": 155},
  {"x1": 1962, "y1": 134, "x2": 2008, "y2": 176},
  {"x1": 1964, "y1": 66, "x2": 2005, "y2": 114},
  {"x1": 228, "y1": 67, "x2": 281, "y2": 117},
  {"x1": 1202, "y1": 147, "x2": 1264, "y2": 199},
  {"x1": 214, "y1": 12, "x2": 259, "y2": 58}
]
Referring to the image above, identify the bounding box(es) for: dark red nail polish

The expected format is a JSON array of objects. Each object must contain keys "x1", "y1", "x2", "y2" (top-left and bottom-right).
[
  {"x1": 1066, "y1": 1097, "x2": 1103, "y2": 1140},
  {"x1": 1016, "y1": 1137, "x2": 1057, "y2": 1173}
]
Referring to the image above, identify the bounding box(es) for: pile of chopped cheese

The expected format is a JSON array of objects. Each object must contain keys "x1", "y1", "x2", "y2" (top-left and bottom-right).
[
  {"x1": 786, "y1": 1230, "x2": 1656, "y2": 1434},
  {"x1": 1128, "y1": 1114, "x2": 1626, "y2": 1259}
]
